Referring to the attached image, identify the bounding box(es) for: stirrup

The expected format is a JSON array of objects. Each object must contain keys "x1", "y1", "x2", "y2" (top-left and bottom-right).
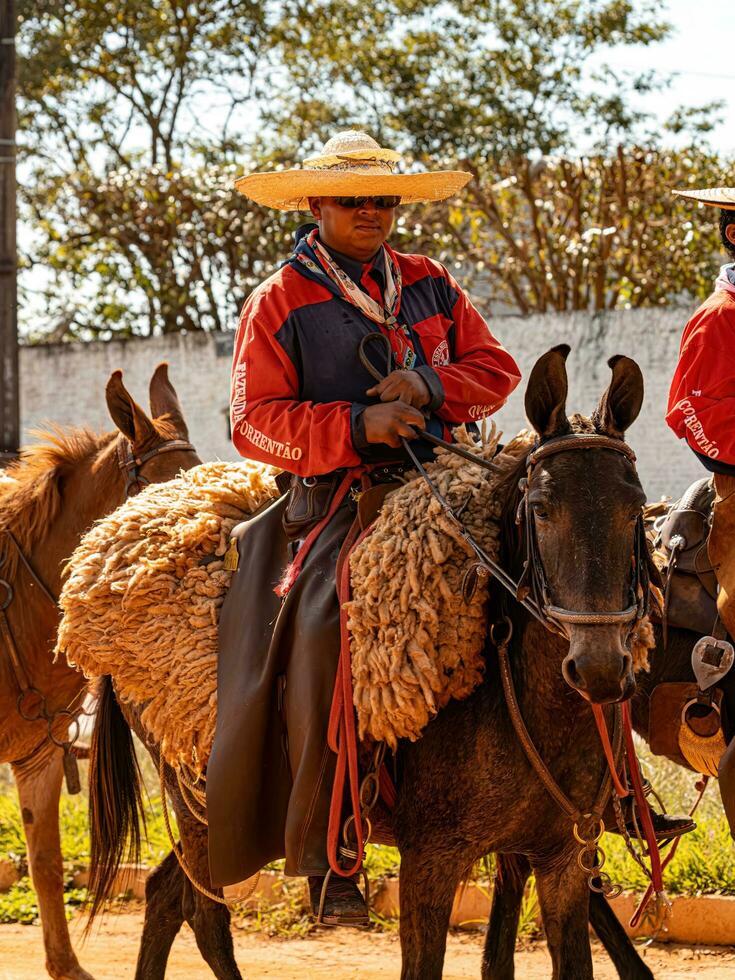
[{"x1": 316, "y1": 868, "x2": 371, "y2": 928}]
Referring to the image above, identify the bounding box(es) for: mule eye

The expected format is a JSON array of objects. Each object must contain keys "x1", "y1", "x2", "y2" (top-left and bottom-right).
[{"x1": 532, "y1": 503, "x2": 549, "y2": 521}]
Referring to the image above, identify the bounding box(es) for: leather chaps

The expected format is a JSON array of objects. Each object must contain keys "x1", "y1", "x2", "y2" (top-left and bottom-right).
[{"x1": 207, "y1": 494, "x2": 354, "y2": 888}]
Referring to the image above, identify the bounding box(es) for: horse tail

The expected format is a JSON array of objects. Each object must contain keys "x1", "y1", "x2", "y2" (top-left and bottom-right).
[{"x1": 86, "y1": 675, "x2": 145, "y2": 924}]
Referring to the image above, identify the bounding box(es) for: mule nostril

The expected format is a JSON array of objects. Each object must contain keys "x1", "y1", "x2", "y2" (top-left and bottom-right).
[
  {"x1": 619, "y1": 652, "x2": 633, "y2": 681},
  {"x1": 564, "y1": 657, "x2": 586, "y2": 690}
]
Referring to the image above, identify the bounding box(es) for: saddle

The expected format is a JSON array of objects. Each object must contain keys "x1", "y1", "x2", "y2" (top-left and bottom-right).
[
  {"x1": 648, "y1": 478, "x2": 735, "y2": 821},
  {"x1": 653, "y1": 476, "x2": 718, "y2": 638}
]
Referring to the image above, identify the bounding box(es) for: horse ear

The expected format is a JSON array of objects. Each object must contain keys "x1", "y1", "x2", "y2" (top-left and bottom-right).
[
  {"x1": 525, "y1": 344, "x2": 572, "y2": 439},
  {"x1": 593, "y1": 355, "x2": 644, "y2": 438},
  {"x1": 106, "y1": 370, "x2": 157, "y2": 446},
  {"x1": 149, "y1": 363, "x2": 188, "y2": 437}
]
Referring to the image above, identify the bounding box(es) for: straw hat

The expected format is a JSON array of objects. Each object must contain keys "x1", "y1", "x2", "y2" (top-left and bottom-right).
[
  {"x1": 235, "y1": 131, "x2": 472, "y2": 211},
  {"x1": 673, "y1": 187, "x2": 735, "y2": 211}
]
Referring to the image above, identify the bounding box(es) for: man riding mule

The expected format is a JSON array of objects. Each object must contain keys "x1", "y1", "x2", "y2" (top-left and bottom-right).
[
  {"x1": 666, "y1": 185, "x2": 735, "y2": 833},
  {"x1": 206, "y1": 130, "x2": 522, "y2": 924},
  {"x1": 64, "y1": 345, "x2": 680, "y2": 979}
]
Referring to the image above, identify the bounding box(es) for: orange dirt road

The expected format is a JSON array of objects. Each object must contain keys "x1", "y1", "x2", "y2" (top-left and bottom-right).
[{"x1": 1, "y1": 912, "x2": 735, "y2": 979}]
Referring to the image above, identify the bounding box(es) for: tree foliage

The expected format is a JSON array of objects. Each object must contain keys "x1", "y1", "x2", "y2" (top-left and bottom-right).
[
  {"x1": 14, "y1": 0, "x2": 728, "y2": 339},
  {"x1": 415, "y1": 146, "x2": 729, "y2": 314}
]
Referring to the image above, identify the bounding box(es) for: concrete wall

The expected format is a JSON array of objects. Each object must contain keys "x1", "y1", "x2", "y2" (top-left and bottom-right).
[{"x1": 19, "y1": 306, "x2": 700, "y2": 501}]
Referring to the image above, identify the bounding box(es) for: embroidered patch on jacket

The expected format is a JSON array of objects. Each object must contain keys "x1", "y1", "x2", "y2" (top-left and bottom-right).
[{"x1": 431, "y1": 340, "x2": 450, "y2": 366}]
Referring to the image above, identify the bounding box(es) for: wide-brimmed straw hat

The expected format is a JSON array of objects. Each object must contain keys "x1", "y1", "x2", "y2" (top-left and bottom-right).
[
  {"x1": 673, "y1": 186, "x2": 735, "y2": 211},
  {"x1": 235, "y1": 131, "x2": 472, "y2": 211}
]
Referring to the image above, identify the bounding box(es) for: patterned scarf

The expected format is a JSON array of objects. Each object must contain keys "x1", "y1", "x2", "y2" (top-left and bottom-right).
[{"x1": 295, "y1": 229, "x2": 416, "y2": 368}]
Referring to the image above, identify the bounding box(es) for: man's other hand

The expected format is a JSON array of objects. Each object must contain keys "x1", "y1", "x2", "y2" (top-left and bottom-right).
[
  {"x1": 366, "y1": 370, "x2": 430, "y2": 409},
  {"x1": 362, "y1": 401, "x2": 426, "y2": 448}
]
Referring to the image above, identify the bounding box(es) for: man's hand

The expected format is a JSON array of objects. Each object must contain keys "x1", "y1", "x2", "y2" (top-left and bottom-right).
[
  {"x1": 362, "y1": 401, "x2": 426, "y2": 448},
  {"x1": 366, "y1": 369, "x2": 430, "y2": 409}
]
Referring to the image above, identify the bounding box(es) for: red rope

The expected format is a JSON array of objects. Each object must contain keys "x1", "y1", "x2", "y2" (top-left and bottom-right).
[
  {"x1": 326, "y1": 521, "x2": 377, "y2": 877},
  {"x1": 620, "y1": 700, "x2": 666, "y2": 927},
  {"x1": 590, "y1": 704, "x2": 629, "y2": 799},
  {"x1": 274, "y1": 467, "x2": 367, "y2": 598}
]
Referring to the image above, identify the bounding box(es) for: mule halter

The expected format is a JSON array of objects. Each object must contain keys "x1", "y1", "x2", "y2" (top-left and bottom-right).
[
  {"x1": 515, "y1": 434, "x2": 649, "y2": 639},
  {"x1": 403, "y1": 429, "x2": 650, "y2": 640},
  {"x1": 117, "y1": 436, "x2": 196, "y2": 497}
]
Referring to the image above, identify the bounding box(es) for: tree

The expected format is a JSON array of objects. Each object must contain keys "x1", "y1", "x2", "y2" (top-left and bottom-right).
[
  {"x1": 16, "y1": 0, "x2": 723, "y2": 337},
  {"x1": 409, "y1": 146, "x2": 729, "y2": 314},
  {"x1": 23, "y1": 164, "x2": 297, "y2": 339},
  {"x1": 266, "y1": 0, "x2": 672, "y2": 162}
]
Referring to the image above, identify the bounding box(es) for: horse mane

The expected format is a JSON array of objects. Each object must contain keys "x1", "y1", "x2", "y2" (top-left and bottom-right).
[{"x1": 0, "y1": 426, "x2": 117, "y2": 556}]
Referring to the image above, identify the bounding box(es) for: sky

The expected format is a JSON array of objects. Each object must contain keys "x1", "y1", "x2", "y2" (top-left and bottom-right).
[{"x1": 606, "y1": 0, "x2": 734, "y2": 156}]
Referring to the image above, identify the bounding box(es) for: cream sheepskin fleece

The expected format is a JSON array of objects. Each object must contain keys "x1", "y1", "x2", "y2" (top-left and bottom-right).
[
  {"x1": 346, "y1": 425, "x2": 517, "y2": 746},
  {"x1": 57, "y1": 460, "x2": 278, "y2": 773},
  {"x1": 57, "y1": 438, "x2": 655, "y2": 770}
]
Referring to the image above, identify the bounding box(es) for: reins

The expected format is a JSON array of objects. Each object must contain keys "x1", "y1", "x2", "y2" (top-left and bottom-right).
[{"x1": 359, "y1": 333, "x2": 648, "y2": 637}]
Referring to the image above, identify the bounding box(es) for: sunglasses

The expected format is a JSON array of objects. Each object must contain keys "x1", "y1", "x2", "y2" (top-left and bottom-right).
[{"x1": 332, "y1": 196, "x2": 401, "y2": 209}]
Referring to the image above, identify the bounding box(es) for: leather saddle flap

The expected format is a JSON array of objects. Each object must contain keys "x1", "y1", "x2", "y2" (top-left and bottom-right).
[
  {"x1": 650, "y1": 681, "x2": 726, "y2": 768},
  {"x1": 662, "y1": 569, "x2": 719, "y2": 635}
]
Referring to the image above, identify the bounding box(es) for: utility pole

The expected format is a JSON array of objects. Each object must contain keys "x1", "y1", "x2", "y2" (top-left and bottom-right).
[{"x1": 0, "y1": 0, "x2": 18, "y2": 462}]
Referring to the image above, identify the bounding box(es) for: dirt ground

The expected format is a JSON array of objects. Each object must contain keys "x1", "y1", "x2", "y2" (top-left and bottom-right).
[{"x1": 1, "y1": 912, "x2": 735, "y2": 979}]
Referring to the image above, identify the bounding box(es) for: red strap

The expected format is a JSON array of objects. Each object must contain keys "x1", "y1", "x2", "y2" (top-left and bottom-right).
[
  {"x1": 590, "y1": 704, "x2": 629, "y2": 799},
  {"x1": 326, "y1": 521, "x2": 377, "y2": 877},
  {"x1": 274, "y1": 467, "x2": 366, "y2": 598},
  {"x1": 621, "y1": 700, "x2": 665, "y2": 927}
]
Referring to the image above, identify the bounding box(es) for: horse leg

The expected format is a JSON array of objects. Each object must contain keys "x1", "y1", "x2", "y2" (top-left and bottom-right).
[
  {"x1": 533, "y1": 852, "x2": 593, "y2": 980},
  {"x1": 11, "y1": 744, "x2": 94, "y2": 980},
  {"x1": 169, "y1": 785, "x2": 241, "y2": 980},
  {"x1": 134, "y1": 850, "x2": 186, "y2": 980},
  {"x1": 589, "y1": 890, "x2": 654, "y2": 979},
  {"x1": 481, "y1": 854, "x2": 532, "y2": 980},
  {"x1": 398, "y1": 845, "x2": 464, "y2": 980}
]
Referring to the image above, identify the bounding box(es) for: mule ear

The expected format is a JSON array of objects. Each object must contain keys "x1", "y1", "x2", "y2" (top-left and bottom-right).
[
  {"x1": 525, "y1": 344, "x2": 572, "y2": 439},
  {"x1": 593, "y1": 355, "x2": 644, "y2": 438},
  {"x1": 149, "y1": 362, "x2": 188, "y2": 437},
  {"x1": 106, "y1": 370, "x2": 157, "y2": 445}
]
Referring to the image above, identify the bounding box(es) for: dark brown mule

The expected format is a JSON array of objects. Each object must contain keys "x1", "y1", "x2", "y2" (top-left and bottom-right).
[
  {"x1": 84, "y1": 346, "x2": 649, "y2": 980},
  {"x1": 0, "y1": 364, "x2": 198, "y2": 980},
  {"x1": 483, "y1": 618, "x2": 734, "y2": 980}
]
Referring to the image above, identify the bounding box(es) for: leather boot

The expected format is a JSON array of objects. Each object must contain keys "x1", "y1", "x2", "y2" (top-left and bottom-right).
[
  {"x1": 308, "y1": 874, "x2": 369, "y2": 927},
  {"x1": 606, "y1": 778, "x2": 695, "y2": 841}
]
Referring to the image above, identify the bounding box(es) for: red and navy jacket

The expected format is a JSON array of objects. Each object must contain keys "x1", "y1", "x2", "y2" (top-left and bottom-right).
[
  {"x1": 667, "y1": 265, "x2": 735, "y2": 475},
  {"x1": 230, "y1": 227, "x2": 521, "y2": 477}
]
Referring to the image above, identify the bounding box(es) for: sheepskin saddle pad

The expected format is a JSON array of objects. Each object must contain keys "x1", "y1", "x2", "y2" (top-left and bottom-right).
[{"x1": 57, "y1": 428, "x2": 653, "y2": 772}]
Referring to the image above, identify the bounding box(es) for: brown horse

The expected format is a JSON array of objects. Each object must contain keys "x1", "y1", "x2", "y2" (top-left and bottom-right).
[
  {"x1": 0, "y1": 364, "x2": 199, "y2": 980},
  {"x1": 82, "y1": 345, "x2": 651, "y2": 979},
  {"x1": 483, "y1": 616, "x2": 735, "y2": 979}
]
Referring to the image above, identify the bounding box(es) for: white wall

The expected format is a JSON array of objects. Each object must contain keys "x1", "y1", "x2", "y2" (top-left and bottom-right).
[{"x1": 19, "y1": 306, "x2": 701, "y2": 502}]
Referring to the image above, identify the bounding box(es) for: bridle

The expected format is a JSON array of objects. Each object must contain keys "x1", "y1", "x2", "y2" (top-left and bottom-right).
[
  {"x1": 116, "y1": 436, "x2": 196, "y2": 497},
  {"x1": 403, "y1": 430, "x2": 651, "y2": 642},
  {"x1": 358, "y1": 329, "x2": 652, "y2": 640},
  {"x1": 513, "y1": 434, "x2": 652, "y2": 639}
]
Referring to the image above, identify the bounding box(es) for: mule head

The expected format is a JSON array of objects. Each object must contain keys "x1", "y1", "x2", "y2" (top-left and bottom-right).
[
  {"x1": 105, "y1": 363, "x2": 201, "y2": 488},
  {"x1": 522, "y1": 347, "x2": 646, "y2": 704}
]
